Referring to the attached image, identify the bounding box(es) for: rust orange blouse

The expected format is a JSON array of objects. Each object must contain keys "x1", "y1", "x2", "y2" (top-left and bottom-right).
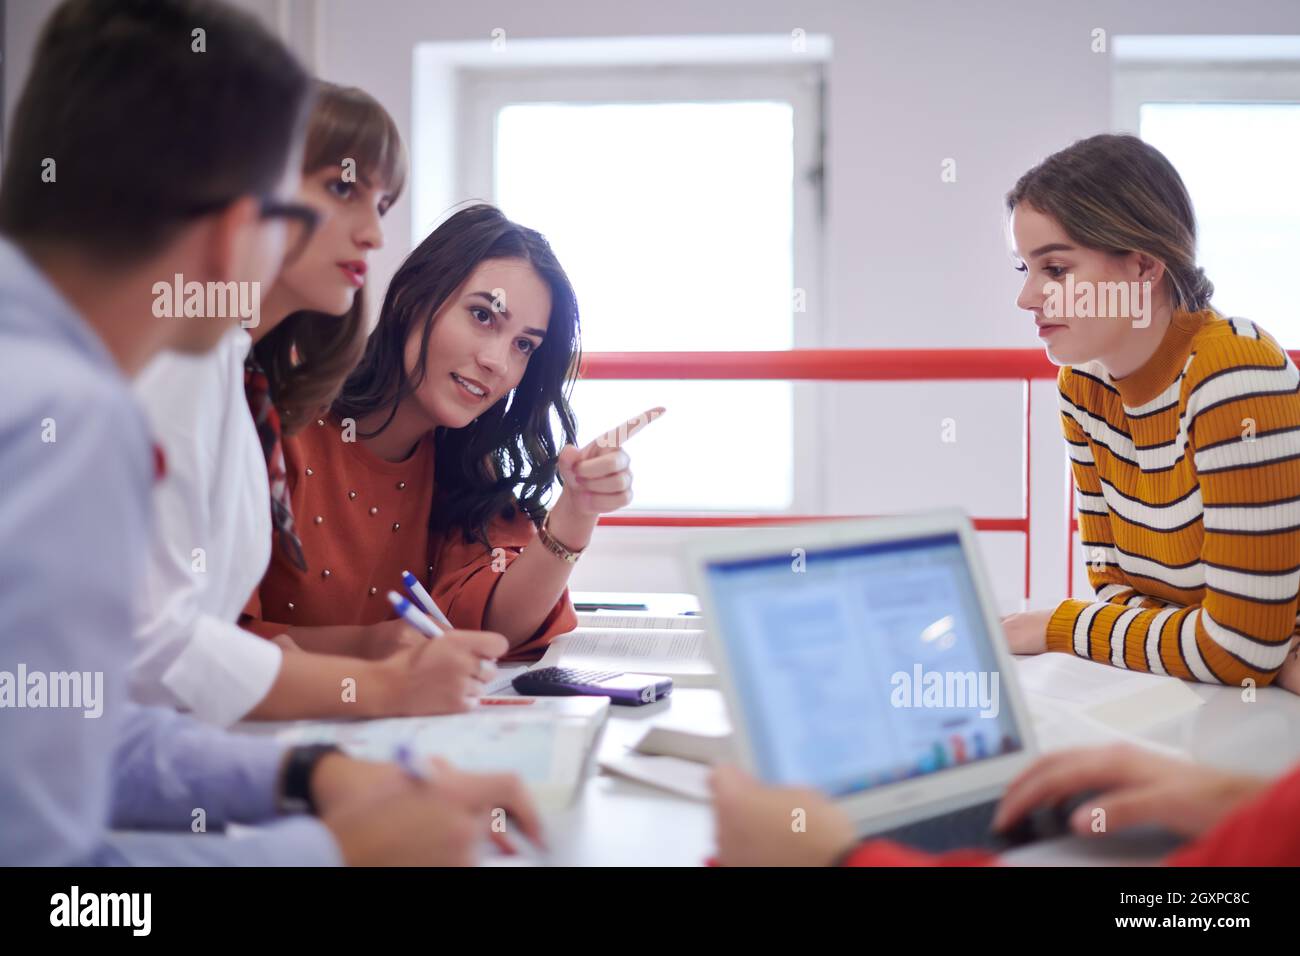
[{"x1": 241, "y1": 413, "x2": 576, "y2": 660}]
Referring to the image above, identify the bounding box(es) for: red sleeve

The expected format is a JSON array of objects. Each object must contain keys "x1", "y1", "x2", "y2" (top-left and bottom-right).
[
  {"x1": 430, "y1": 507, "x2": 577, "y2": 662},
  {"x1": 1165, "y1": 765, "x2": 1300, "y2": 867},
  {"x1": 711, "y1": 765, "x2": 1300, "y2": 869},
  {"x1": 838, "y1": 840, "x2": 998, "y2": 867}
]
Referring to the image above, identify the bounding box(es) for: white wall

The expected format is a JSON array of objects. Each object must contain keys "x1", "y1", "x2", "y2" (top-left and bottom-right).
[{"x1": 7, "y1": 0, "x2": 1299, "y2": 611}]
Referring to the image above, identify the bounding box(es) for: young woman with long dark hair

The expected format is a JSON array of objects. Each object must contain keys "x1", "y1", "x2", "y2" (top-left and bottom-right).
[
  {"x1": 133, "y1": 84, "x2": 506, "y2": 722},
  {"x1": 244, "y1": 202, "x2": 661, "y2": 660}
]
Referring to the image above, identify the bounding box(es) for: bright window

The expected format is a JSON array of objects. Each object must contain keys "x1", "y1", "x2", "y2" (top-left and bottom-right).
[
  {"x1": 494, "y1": 101, "x2": 795, "y2": 510},
  {"x1": 1140, "y1": 103, "x2": 1300, "y2": 341},
  {"x1": 454, "y1": 58, "x2": 825, "y2": 511}
]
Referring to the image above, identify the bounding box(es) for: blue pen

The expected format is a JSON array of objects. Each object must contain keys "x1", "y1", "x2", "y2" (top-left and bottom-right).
[
  {"x1": 401, "y1": 569, "x2": 453, "y2": 630},
  {"x1": 394, "y1": 744, "x2": 437, "y2": 782},
  {"x1": 395, "y1": 745, "x2": 549, "y2": 859},
  {"x1": 387, "y1": 590, "x2": 443, "y2": 639}
]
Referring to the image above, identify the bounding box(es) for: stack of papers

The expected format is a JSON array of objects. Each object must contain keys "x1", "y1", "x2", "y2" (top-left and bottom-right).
[{"x1": 599, "y1": 724, "x2": 733, "y2": 802}]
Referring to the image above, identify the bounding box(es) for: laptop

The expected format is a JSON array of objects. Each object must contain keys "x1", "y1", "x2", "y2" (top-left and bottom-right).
[{"x1": 686, "y1": 510, "x2": 1070, "y2": 852}]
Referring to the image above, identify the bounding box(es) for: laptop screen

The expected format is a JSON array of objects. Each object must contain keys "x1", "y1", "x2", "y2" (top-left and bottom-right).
[{"x1": 705, "y1": 532, "x2": 1024, "y2": 797}]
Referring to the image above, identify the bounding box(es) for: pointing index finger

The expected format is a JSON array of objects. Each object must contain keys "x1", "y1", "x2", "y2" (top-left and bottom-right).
[{"x1": 592, "y1": 406, "x2": 666, "y2": 451}]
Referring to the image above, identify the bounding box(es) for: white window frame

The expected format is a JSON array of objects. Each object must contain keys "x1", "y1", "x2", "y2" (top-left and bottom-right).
[
  {"x1": 452, "y1": 62, "x2": 828, "y2": 515},
  {"x1": 1112, "y1": 35, "x2": 1300, "y2": 131},
  {"x1": 1110, "y1": 36, "x2": 1300, "y2": 346}
]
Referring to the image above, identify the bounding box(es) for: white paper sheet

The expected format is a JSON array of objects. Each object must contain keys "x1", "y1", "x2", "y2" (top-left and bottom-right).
[
  {"x1": 1015, "y1": 653, "x2": 1204, "y2": 734},
  {"x1": 536, "y1": 628, "x2": 716, "y2": 685},
  {"x1": 575, "y1": 612, "x2": 703, "y2": 630},
  {"x1": 244, "y1": 696, "x2": 609, "y2": 809},
  {"x1": 599, "y1": 752, "x2": 713, "y2": 801}
]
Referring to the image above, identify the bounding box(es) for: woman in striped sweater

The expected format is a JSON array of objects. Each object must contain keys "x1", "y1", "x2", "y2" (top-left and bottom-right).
[
  {"x1": 1001, "y1": 133, "x2": 1300, "y2": 695},
  {"x1": 706, "y1": 134, "x2": 1300, "y2": 868}
]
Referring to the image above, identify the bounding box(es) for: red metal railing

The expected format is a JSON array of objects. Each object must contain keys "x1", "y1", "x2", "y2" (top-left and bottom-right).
[{"x1": 581, "y1": 350, "x2": 1060, "y2": 601}]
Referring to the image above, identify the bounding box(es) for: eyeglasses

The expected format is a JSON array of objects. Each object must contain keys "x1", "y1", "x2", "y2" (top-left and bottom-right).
[
  {"x1": 175, "y1": 195, "x2": 321, "y2": 267},
  {"x1": 258, "y1": 198, "x2": 320, "y2": 266}
]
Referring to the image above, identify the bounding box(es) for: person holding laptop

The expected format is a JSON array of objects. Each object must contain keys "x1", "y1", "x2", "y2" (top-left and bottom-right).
[
  {"x1": 691, "y1": 515, "x2": 1047, "y2": 858},
  {"x1": 710, "y1": 744, "x2": 1299, "y2": 866},
  {"x1": 693, "y1": 517, "x2": 1296, "y2": 867}
]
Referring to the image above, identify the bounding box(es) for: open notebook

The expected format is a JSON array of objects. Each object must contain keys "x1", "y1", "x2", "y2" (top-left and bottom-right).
[
  {"x1": 533, "y1": 619, "x2": 716, "y2": 687},
  {"x1": 574, "y1": 611, "x2": 702, "y2": 630},
  {"x1": 237, "y1": 696, "x2": 609, "y2": 811}
]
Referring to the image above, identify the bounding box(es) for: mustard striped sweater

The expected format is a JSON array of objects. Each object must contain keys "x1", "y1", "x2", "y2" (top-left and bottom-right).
[{"x1": 1047, "y1": 309, "x2": 1300, "y2": 686}]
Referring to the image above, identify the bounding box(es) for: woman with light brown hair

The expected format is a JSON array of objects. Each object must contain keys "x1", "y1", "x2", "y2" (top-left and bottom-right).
[
  {"x1": 130, "y1": 81, "x2": 506, "y2": 726},
  {"x1": 707, "y1": 133, "x2": 1300, "y2": 868},
  {"x1": 999, "y1": 133, "x2": 1300, "y2": 696}
]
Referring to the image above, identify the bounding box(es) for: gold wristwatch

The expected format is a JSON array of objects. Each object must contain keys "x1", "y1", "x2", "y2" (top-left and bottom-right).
[{"x1": 538, "y1": 511, "x2": 585, "y2": 564}]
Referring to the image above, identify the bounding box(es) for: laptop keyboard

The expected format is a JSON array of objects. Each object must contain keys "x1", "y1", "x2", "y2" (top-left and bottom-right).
[{"x1": 870, "y1": 798, "x2": 1074, "y2": 853}]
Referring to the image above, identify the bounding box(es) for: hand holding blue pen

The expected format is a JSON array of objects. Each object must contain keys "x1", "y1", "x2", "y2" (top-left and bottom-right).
[
  {"x1": 394, "y1": 744, "x2": 437, "y2": 781},
  {"x1": 387, "y1": 591, "x2": 443, "y2": 639},
  {"x1": 388, "y1": 592, "x2": 506, "y2": 696},
  {"x1": 402, "y1": 570, "x2": 454, "y2": 630},
  {"x1": 391, "y1": 748, "x2": 548, "y2": 858}
]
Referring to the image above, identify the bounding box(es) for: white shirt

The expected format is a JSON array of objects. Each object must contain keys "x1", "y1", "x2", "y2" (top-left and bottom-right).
[{"x1": 130, "y1": 328, "x2": 283, "y2": 726}]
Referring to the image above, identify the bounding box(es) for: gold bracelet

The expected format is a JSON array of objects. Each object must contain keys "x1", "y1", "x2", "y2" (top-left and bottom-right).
[{"x1": 538, "y1": 512, "x2": 584, "y2": 564}]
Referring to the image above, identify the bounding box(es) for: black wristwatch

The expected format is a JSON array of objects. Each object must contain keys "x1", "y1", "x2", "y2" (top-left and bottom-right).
[{"x1": 278, "y1": 743, "x2": 342, "y2": 815}]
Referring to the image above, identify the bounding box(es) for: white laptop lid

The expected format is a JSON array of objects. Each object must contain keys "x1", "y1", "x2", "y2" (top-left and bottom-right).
[{"x1": 687, "y1": 510, "x2": 1038, "y2": 831}]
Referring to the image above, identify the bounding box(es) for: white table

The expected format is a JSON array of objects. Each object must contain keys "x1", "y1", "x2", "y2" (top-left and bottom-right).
[{"x1": 494, "y1": 593, "x2": 1300, "y2": 867}]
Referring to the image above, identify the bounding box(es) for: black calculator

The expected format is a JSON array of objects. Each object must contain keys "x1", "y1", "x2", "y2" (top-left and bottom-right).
[{"x1": 511, "y1": 666, "x2": 673, "y2": 706}]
